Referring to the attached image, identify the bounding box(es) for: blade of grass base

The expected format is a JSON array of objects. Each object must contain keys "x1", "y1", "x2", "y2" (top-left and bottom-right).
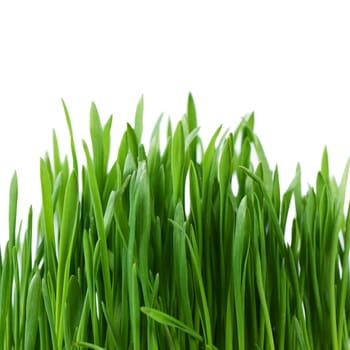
[
  {"x1": 130, "y1": 263, "x2": 140, "y2": 350},
  {"x1": 24, "y1": 271, "x2": 41, "y2": 350},
  {"x1": 41, "y1": 278, "x2": 58, "y2": 350},
  {"x1": 255, "y1": 247, "x2": 275, "y2": 350},
  {"x1": 185, "y1": 225, "x2": 213, "y2": 346}
]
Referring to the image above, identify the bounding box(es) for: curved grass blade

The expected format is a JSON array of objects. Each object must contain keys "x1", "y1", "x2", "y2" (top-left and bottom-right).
[
  {"x1": 73, "y1": 341, "x2": 105, "y2": 350},
  {"x1": 141, "y1": 307, "x2": 203, "y2": 342}
]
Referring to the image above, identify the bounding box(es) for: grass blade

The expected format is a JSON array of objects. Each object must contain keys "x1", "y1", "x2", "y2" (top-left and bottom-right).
[
  {"x1": 134, "y1": 95, "x2": 144, "y2": 144},
  {"x1": 24, "y1": 271, "x2": 41, "y2": 350},
  {"x1": 141, "y1": 307, "x2": 203, "y2": 342}
]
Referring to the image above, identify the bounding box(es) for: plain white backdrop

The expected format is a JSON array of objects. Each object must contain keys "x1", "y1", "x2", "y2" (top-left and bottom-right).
[{"x1": 0, "y1": 1, "x2": 350, "y2": 250}]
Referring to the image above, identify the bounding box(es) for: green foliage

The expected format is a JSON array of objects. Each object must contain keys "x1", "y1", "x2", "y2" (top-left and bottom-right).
[{"x1": 1, "y1": 95, "x2": 350, "y2": 349}]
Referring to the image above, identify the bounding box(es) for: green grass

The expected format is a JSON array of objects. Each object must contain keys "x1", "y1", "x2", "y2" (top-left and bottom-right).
[{"x1": 1, "y1": 94, "x2": 350, "y2": 349}]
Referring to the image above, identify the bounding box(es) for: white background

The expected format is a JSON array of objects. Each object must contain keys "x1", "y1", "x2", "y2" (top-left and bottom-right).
[{"x1": 0, "y1": 1, "x2": 350, "y2": 250}]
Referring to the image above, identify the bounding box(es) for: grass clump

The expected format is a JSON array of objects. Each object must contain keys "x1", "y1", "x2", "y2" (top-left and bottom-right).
[{"x1": 1, "y1": 94, "x2": 350, "y2": 349}]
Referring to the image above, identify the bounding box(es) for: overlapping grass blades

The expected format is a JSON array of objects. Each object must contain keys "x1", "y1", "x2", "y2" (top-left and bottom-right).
[{"x1": 1, "y1": 94, "x2": 350, "y2": 349}]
